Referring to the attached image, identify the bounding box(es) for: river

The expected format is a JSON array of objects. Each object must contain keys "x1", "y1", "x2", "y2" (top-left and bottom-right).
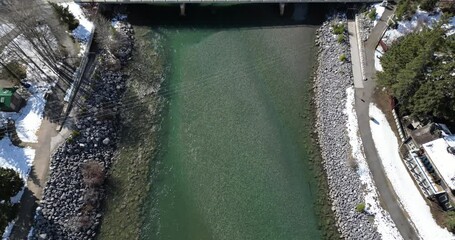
[{"x1": 121, "y1": 4, "x2": 337, "y2": 240}]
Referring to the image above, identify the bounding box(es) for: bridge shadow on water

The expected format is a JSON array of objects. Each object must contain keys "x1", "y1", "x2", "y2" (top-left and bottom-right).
[{"x1": 108, "y1": 3, "x2": 350, "y2": 29}]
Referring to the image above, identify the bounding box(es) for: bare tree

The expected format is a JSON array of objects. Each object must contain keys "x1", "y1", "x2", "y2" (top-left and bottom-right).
[{"x1": 0, "y1": 0, "x2": 76, "y2": 84}]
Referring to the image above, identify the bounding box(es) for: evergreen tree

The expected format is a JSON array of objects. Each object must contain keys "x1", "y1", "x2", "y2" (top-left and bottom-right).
[{"x1": 377, "y1": 27, "x2": 455, "y2": 123}]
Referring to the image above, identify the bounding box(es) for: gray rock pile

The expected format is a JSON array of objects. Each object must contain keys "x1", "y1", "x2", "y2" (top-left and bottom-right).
[
  {"x1": 30, "y1": 22, "x2": 134, "y2": 240},
  {"x1": 358, "y1": 10, "x2": 375, "y2": 42},
  {"x1": 314, "y1": 18, "x2": 380, "y2": 239}
]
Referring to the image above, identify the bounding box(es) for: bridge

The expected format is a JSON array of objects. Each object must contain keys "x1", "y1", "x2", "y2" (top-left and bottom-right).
[
  {"x1": 75, "y1": 0, "x2": 378, "y2": 2},
  {"x1": 75, "y1": 0, "x2": 381, "y2": 15}
]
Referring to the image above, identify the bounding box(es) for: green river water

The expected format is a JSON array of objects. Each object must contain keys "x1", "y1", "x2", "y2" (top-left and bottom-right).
[{"x1": 122, "y1": 4, "x2": 336, "y2": 240}]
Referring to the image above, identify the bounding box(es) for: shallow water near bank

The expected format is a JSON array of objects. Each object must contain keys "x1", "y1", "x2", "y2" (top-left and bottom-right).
[{"x1": 119, "y1": 4, "x2": 338, "y2": 240}]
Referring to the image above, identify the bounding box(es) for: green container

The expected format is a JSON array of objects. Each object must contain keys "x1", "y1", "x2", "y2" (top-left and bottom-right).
[{"x1": 0, "y1": 88, "x2": 20, "y2": 111}]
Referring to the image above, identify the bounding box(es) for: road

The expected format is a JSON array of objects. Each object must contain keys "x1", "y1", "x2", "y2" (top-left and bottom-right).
[{"x1": 352, "y1": 5, "x2": 421, "y2": 240}]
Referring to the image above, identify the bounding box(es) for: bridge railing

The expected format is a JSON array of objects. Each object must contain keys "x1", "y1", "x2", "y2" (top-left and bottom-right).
[{"x1": 75, "y1": 0, "x2": 380, "y2": 3}]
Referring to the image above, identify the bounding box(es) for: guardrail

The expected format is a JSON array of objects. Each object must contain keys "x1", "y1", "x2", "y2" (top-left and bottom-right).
[
  {"x1": 75, "y1": 0, "x2": 380, "y2": 3},
  {"x1": 391, "y1": 108, "x2": 406, "y2": 142},
  {"x1": 354, "y1": 14, "x2": 365, "y2": 81},
  {"x1": 60, "y1": 25, "x2": 96, "y2": 130}
]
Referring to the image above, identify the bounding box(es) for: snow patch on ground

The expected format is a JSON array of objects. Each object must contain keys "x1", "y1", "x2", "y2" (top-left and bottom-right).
[
  {"x1": 111, "y1": 14, "x2": 128, "y2": 29},
  {"x1": 373, "y1": 4, "x2": 386, "y2": 27},
  {"x1": 0, "y1": 138, "x2": 35, "y2": 183},
  {"x1": 14, "y1": 87, "x2": 46, "y2": 143},
  {"x1": 444, "y1": 16, "x2": 455, "y2": 36},
  {"x1": 383, "y1": 10, "x2": 443, "y2": 45},
  {"x1": 375, "y1": 45, "x2": 384, "y2": 72},
  {"x1": 2, "y1": 221, "x2": 15, "y2": 240},
  {"x1": 369, "y1": 104, "x2": 455, "y2": 240},
  {"x1": 0, "y1": 23, "x2": 14, "y2": 38},
  {"x1": 59, "y1": 2, "x2": 94, "y2": 56},
  {"x1": 345, "y1": 88, "x2": 402, "y2": 240}
]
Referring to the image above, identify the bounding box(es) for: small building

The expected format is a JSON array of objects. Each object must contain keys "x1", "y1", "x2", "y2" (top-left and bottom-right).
[
  {"x1": 405, "y1": 123, "x2": 455, "y2": 210},
  {"x1": 423, "y1": 135, "x2": 455, "y2": 194},
  {"x1": 0, "y1": 88, "x2": 25, "y2": 112}
]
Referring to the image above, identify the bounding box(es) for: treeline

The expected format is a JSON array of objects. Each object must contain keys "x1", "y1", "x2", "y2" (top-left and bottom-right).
[{"x1": 378, "y1": 24, "x2": 455, "y2": 124}]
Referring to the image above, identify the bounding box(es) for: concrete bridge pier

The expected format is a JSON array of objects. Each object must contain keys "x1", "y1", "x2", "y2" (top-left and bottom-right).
[
  {"x1": 180, "y1": 3, "x2": 186, "y2": 16},
  {"x1": 279, "y1": 3, "x2": 285, "y2": 16}
]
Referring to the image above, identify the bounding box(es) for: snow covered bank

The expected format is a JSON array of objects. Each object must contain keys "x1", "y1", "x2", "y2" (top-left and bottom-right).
[
  {"x1": 369, "y1": 104, "x2": 455, "y2": 240},
  {"x1": 59, "y1": 2, "x2": 94, "y2": 56},
  {"x1": 345, "y1": 88, "x2": 402, "y2": 240}
]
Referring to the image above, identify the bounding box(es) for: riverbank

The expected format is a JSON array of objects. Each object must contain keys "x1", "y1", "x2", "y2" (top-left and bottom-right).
[
  {"x1": 29, "y1": 20, "x2": 134, "y2": 239},
  {"x1": 96, "y1": 25, "x2": 166, "y2": 240},
  {"x1": 313, "y1": 16, "x2": 379, "y2": 239}
]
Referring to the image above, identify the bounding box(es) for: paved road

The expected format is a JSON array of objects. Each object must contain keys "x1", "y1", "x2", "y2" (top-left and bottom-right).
[{"x1": 352, "y1": 6, "x2": 421, "y2": 240}]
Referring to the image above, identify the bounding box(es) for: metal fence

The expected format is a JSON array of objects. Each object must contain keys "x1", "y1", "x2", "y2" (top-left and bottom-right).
[{"x1": 60, "y1": 25, "x2": 96, "y2": 129}]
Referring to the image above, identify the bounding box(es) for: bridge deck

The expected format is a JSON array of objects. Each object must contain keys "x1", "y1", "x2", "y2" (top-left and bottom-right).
[{"x1": 76, "y1": 0, "x2": 380, "y2": 3}]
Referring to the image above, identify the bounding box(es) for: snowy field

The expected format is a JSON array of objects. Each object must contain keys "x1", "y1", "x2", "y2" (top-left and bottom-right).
[
  {"x1": 345, "y1": 88, "x2": 402, "y2": 240},
  {"x1": 59, "y1": 2, "x2": 94, "y2": 56},
  {"x1": 369, "y1": 104, "x2": 455, "y2": 240}
]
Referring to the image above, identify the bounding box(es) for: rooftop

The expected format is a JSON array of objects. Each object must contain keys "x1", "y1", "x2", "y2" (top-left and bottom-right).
[{"x1": 423, "y1": 135, "x2": 455, "y2": 190}]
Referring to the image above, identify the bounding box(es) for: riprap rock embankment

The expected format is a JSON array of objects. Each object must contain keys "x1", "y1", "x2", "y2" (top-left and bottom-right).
[
  {"x1": 31, "y1": 22, "x2": 134, "y2": 240},
  {"x1": 314, "y1": 17, "x2": 380, "y2": 240}
]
